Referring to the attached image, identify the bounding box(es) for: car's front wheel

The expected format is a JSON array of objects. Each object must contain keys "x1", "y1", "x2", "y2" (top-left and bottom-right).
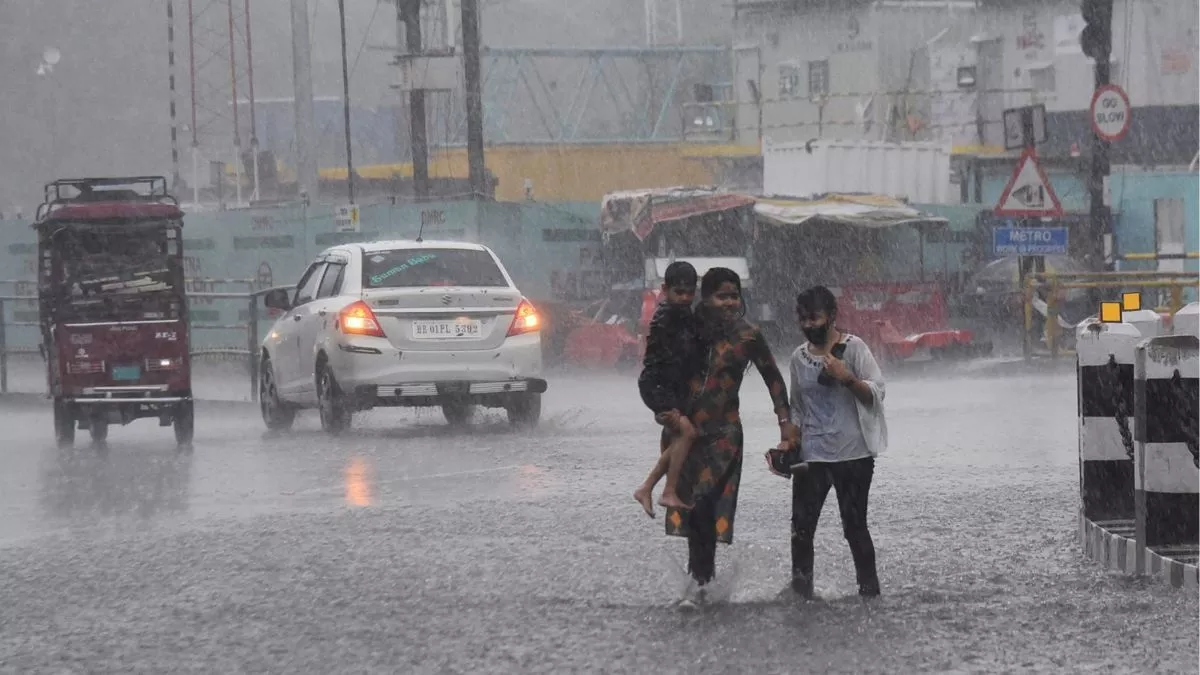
[
  {"x1": 506, "y1": 393, "x2": 541, "y2": 428},
  {"x1": 259, "y1": 357, "x2": 296, "y2": 431},
  {"x1": 317, "y1": 364, "x2": 353, "y2": 435}
]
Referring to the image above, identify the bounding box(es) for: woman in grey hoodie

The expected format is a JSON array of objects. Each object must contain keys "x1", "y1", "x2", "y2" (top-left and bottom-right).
[{"x1": 777, "y1": 285, "x2": 887, "y2": 598}]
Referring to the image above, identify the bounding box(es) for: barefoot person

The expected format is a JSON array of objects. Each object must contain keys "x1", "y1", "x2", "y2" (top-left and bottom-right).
[
  {"x1": 778, "y1": 285, "x2": 887, "y2": 599},
  {"x1": 665, "y1": 267, "x2": 792, "y2": 602},
  {"x1": 633, "y1": 261, "x2": 704, "y2": 516}
]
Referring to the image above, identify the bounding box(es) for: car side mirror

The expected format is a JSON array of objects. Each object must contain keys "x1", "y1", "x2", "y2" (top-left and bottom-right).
[{"x1": 263, "y1": 288, "x2": 292, "y2": 311}]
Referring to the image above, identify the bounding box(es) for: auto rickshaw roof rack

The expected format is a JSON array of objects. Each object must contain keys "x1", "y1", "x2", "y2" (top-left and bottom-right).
[{"x1": 36, "y1": 176, "x2": 179, "y2": 222}]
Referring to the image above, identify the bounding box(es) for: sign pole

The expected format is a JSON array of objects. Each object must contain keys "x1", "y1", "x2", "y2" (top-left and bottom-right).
[
  {"x1": 1018, "y1": 112, "x2": 1043, "y2": 360},
  {"x1": 996, "y1": 105, "x2": 1063, "y2": 360}
]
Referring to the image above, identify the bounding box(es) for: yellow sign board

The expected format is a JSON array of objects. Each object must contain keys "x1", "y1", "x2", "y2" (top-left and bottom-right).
[
  {"x1": 1100, "y1": 302, "x2": 1123, "y2": 323},
  {"x1": 1099, "y1": 292, "x2": 1142, "y2": 323}
]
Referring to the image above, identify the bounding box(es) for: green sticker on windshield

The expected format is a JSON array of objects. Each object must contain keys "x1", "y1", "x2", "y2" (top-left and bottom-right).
[{"x1": 370, "y1": 253, "x2": 437, "y2": 285}]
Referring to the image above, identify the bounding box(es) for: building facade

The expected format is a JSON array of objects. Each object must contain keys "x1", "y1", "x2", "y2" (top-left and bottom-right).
[{"x1": 732, "y1": 0, "x2": 1199, "y2": 164}]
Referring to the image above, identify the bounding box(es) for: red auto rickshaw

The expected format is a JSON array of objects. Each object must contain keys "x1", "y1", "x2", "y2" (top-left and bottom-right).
[{"x1": 34, "y1": 177, "x2": 194, "y2": 447}]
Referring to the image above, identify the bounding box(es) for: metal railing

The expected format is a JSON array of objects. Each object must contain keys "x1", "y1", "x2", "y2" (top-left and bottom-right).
[
  {"x1": 0, "y1": 284, "x2": 294, "y2": 401},
  {"x1": 1022, "y1": 271, "x2": 1200, "y2": 360}
]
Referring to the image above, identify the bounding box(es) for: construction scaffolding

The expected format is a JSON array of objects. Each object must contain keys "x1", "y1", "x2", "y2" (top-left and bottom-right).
[
  {"x1": 184, "y1": 0, "x2": 260, "y2": 205},
  {"x1": 391, "y1": 46, "x2": 730, "y2": 147}
]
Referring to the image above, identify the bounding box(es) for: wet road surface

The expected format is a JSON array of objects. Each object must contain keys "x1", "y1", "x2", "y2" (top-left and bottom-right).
[{"x1": 1, "y1": 366, "x2": 1196, "y2": 673}]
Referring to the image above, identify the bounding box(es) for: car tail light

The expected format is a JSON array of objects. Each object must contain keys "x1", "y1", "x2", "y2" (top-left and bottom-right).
[
  {"x1": 339, "y1": 300, "x2": 386, "y2": 338},
  {"x1": 66, "y1": 360, "x2": 105, "y2": 375},
  {"x1": 146, "y1": 358, "x2": 181, "y2": 371},
  {"x1": 507, "y1": 299, "x2": 540, "y2": 336}
]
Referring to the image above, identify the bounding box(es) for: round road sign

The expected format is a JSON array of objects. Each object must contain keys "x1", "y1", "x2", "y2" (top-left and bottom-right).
[{"x1": 1090, "y1": 84, "x2": 1131, "y2": 142}]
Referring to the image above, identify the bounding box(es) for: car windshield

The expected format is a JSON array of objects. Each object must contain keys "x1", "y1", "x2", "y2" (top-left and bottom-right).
[{"x1": 362, "y1": 248, "x2": 508, "y2": 288}]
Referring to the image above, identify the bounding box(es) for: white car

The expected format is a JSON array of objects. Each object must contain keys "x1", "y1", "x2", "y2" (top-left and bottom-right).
[{"x1": 258, "y1": 240, "x2": 546, "y2": 434}]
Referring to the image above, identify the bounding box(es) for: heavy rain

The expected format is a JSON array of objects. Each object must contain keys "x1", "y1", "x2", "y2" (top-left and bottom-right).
[{"x1": 0, "y1": 1, "x2": 1197, "y2": 673}]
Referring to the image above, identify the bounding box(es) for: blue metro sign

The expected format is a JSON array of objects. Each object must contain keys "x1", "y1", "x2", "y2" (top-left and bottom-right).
[{"x1": 992, "y1": 226, "x2": 1069, "y2": 256}]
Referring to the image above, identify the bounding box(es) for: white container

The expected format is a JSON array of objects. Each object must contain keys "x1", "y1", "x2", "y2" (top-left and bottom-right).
[
  {"x1": 1173, "y1": 302, "x2": 1200, "y2": 338},
  {"x1": 1122, "y1": 309, "x2": 1164, "y2": 338},
  {"x1": 762, "y1": 139, "x2": 954, "y2": 204}
]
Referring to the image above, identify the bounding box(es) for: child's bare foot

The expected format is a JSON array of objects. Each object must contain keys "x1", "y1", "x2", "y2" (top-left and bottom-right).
[
  {"x1": 658, "y1": 491, "x2": 691, "y2": 510},
  {"x1": 633, "y1": 486, "x2": 656, "y2": 518}
]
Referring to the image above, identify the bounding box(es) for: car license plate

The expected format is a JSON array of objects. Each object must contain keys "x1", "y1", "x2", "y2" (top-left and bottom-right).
[
  {"x1": 412, "y1": 319, "x2": 482, "y2": 340},
  {"x1": 112, "y1": 365, "x2": 141, "y2": 381}
]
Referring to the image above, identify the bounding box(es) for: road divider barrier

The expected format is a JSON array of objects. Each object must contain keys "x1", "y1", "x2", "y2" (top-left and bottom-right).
[
  {"x1": 1078, "y1": 292, "x2": 1199, "y2": 590},
  {"x1": 1076, "y1": 318, "x2": 1140, "y2": 524},
  {"x1": 1133, "y1": 335, "x2": 1199, "y2": 579}
]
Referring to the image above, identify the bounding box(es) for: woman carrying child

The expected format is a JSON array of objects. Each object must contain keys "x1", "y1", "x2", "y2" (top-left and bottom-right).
[{"x1": 662, "y1": 267, "x2": 792, "y2": 595}]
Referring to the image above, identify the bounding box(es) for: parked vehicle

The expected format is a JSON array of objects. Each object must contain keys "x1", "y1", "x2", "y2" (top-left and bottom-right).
[
  {"x1": 563, "y1": 187, "x2": 759, "y2": 368},
  {"x1": 258, "y1": 240, "x2": 547, "y2": 433},
  {"x1": 34, "y1": 176, "x2": 193, "y2": 447},
  {"x1": 751, "y1": 193, "x2": 989, "y2": 361}
]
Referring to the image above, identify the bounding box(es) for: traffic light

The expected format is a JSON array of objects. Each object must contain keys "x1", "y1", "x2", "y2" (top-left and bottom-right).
[{"x1": 1080, "y1": 0, "x2": 1113, "y2": 60}]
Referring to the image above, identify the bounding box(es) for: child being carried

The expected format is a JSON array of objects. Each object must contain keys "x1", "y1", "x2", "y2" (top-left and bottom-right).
[{"x1": 632, "y1": 261, "x2": 706, "y2": 518}]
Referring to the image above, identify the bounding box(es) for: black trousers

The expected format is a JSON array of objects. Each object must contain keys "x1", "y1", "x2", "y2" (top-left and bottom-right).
[
  {"x1": 790, "y1": 457, "x2": 878, "y2": 590},
  {"x1": 686, "y1": 453, "x2": 740, "y2": 586}
]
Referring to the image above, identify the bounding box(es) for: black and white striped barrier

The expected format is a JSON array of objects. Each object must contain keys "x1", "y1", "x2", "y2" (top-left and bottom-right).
[
  {"x1": 1134, "y1": 335, "x2": 1199, "y2": 582},
  {"x1": 1077, "y1": 320, "x2": 1142, "y2": 524}
]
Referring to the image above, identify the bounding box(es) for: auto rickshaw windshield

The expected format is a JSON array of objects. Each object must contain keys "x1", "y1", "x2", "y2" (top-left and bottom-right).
[{"x1": 49, "y1": 221, "x2": 183, "y2": 321}]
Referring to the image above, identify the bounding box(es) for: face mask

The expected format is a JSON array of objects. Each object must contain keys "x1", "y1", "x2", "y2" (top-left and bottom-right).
[{"x1": 802, "y1": 323, "x2": 830, "y2": 345}]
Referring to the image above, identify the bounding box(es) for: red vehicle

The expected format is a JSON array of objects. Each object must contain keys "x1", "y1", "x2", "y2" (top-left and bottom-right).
[
  {"x1": 563, "y1": 187, "x2": 757, "y2": 369},
  {"x1": 832, "y1": 282, "x2": 990, "y2": 365},
  {"x1": 751, "y1": 193, "x2": 991, "y2": 361},
  {"x1": 34, "y1": 177, "x2": 193, "y2": 447}
]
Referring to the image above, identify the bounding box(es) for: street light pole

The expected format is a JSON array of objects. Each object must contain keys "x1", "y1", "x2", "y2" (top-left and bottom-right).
[
  {"x1": 399, "y1": 0, "x2": 430, "y2": 198},
  {"x1": 290, "y1": 0, "x2": 318, "y2": 202},
  {"x1": 337, "y1": 0, "x2": 356, "y2": 205},
  {"x1": 461, "y1": 0, "x2": 486, "y2": 198}
]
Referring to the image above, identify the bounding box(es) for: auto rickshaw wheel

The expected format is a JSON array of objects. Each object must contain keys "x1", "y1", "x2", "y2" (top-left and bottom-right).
[
  {"x1": 89, "y1": 419, "x2": 109, "y2": 443},
  {"x1": 53, "y1": 398, "x2": 75, "y2": 448},
  {"x1": 174, "y1": 400, "x2": 195, "y2": 447},
  {"x1": 441, "y1": 399, "x2": 474, "y2": 427}
]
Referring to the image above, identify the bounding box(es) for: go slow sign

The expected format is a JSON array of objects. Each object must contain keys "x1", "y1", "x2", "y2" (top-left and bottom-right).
[{"x1": 1090, "y1": 84, "x2": 1131, "y2": 142}]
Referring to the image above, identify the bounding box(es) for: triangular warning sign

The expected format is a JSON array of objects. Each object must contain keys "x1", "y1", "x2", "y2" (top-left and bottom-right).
[{"x1": 994, "y1": 148, "x2": 1064, "y2": 217}]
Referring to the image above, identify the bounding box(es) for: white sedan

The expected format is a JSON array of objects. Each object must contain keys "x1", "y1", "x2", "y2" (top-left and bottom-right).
[{"x1": 258, "y1": 240, "x2": 547, "y2": 434}]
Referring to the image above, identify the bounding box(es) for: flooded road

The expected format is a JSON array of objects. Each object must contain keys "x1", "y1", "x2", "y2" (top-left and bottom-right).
[{"x1": 0, "y1": 367, "x2": 1195, "y2": 673}]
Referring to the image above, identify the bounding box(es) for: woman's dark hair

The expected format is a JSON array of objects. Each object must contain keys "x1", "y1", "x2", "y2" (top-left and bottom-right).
[
  {"x1": 795, "y1": 285, "x2": 838, "y2": 319},
  {"x1": 663, "y1": 261, "x2": 697, "y2": 289},
  {"x1": 700, "y1": 267, "x2": 741, "y2": 298}
]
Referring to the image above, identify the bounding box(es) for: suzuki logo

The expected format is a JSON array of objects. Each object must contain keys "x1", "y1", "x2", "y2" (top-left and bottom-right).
[{"x1": 441, "y1": 294, "x2": 452, "y2": 306}]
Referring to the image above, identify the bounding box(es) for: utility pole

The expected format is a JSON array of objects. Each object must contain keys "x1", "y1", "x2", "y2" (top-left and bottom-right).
[
  {"x1": 337, "y1": 0, "x2": 356, "y2": 205},
  {"x1": 399, "y1": 0, "x2": 430, "y2": 198},
  {"x1": 290, "y1": 0, "x2": 318, "y2": 202},
  {"x1": 166, "y1": 0, "x2": 183, "y2": 191},
  {"x1": 1081, "y1": 0, "x2": 1114, "y2": 273},
  {"x1": 461, "y1": 0, "x2": 487, "y2": 198}
]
